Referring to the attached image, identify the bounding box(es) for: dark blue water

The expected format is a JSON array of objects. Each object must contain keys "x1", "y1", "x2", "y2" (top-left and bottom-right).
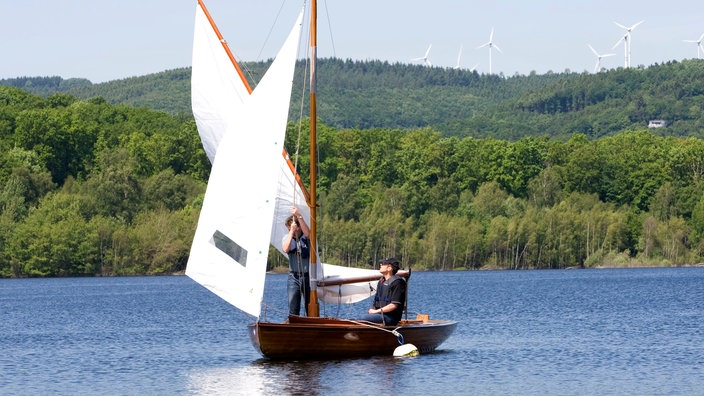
[{"x1": 2, "y1": 268, "x2": 703, "y2": 395}]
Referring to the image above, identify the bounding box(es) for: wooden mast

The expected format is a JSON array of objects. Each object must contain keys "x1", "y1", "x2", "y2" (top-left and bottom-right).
[{"x1": 307, "y1": 0, "x2": 320, "y2": 317}]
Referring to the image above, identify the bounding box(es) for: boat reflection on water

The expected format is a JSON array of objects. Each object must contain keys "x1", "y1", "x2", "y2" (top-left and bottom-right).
[
  {"x1": 184, "y1": 355, "x2": 419, "y2": 395},
  {"x1": 186, "y1": 365, "x2": 278, "y2": 395},
  {"x1": 185, "y1": 360, "x2": 323, "y2": 395}
]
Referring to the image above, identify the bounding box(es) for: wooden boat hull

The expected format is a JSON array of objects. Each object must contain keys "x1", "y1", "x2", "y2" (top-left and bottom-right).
[{"x1": 248, "y1": 315, "x2": 457, "y2": 359}]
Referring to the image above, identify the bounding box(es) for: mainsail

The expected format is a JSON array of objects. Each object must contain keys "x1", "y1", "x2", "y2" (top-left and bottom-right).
[{"x1": 186, "y1": 6, "x2": 304, "y2": 318}]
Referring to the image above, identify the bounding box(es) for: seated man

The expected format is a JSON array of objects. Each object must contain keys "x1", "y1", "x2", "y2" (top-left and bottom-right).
[{"x1": 360, "y1": 257, "x2": 406, "y2": 326}]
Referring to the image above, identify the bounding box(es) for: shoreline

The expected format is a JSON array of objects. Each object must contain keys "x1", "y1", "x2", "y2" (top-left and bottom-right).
[{"x1": 3, "y1": 263, "x2": 704, "y2": 279}]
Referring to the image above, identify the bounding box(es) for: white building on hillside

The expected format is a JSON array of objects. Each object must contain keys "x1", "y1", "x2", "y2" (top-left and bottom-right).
[{"x1": 648, "y1": 120, "x2": 667, "y2": 128}]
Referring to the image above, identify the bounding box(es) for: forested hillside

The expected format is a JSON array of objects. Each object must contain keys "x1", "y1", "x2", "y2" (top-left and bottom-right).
[
  {"x1": 4, "y1": 58, "x2": 704, "y2": 139},
  {"x1": 1, "y1": 83, "x2": 703, "y2": 277}
]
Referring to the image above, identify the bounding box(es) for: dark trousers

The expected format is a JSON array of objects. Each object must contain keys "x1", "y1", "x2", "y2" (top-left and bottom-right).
[
  {"x1": 359, "y1": 312, "x2": 399, "y2": 326},
  {"x1": 287, "y1": 272, "x2": 310, "y2": 316}
]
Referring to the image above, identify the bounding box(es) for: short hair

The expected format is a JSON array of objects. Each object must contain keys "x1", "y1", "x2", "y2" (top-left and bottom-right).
[{"x1": 285, "y1": 214, "x2": 297, "y2": 227}]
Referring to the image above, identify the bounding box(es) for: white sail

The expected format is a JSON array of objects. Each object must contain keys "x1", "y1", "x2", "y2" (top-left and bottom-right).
[
  {"x1": 317, "y1": 264, "x2": 380, "y2": 303},
  {"x1": 191, "y1": 3, "x2": 251, "y2": 163},
  {"x1": 186, "y1": 8, "x2": 304, "y2": 318},
  {"x1": 188, "y1": 2, "x2": 379, "y2": 312}
]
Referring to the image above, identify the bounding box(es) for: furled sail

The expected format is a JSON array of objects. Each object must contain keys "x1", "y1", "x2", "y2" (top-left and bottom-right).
[{"x1": 186, "y1": 7, "x2": 304, "y2": 318}]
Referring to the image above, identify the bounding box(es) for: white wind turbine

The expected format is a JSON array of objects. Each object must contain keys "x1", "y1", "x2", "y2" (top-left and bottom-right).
[
  {"x1": 477, "y1": 28, "x2": 502, "y2": 74},
  {"x1": 587, "y1": 44, "x2": 615, "y2": 73},
  {"x1": 612, "y1": 20, "x2": 644, "y2": 68},
  {"x1": 412, "y1": 44, "x2": 432, "y2": 66},
  {"x1": 683, "y1": 33, "x2": 704, "y2": 59}
]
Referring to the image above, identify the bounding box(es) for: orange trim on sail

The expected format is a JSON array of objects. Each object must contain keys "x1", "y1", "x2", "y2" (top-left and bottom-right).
[
  {"x1": 198, "y1": 0, "x2": 308, "y2": 203},
  {"x1": 197, "y1": 0, "x2": 253, "y2": 94}
]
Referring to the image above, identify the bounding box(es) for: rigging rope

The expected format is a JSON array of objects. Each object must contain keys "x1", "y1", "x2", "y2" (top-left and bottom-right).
[
  {"x1": 256, "y1": 0, "x2": 290, "y2": 62},
  {"x1": 322, "y1": 0, "x2": 336, "y2": 58},
  {"x1": 339, "y1": 318, "x2": 407, "y2": 345}
]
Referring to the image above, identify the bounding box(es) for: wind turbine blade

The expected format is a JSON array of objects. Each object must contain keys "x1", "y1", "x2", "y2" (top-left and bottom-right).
[
  {"x1": 454, "y1": 44, "x2": 463, "y2": 69},
  {"x1": 612, "y1": 36, "x2": 625, "y2": 49},
  {"x1": 603, "y1": 53, "x2": 616, "y2": 57},
  {"x1": 684, "y1": 33, "x2": 704, "y2": 44},
  {"x1": 493, "y1": 44, "x2": 503, "y2": 53},
  {"x1": 629, "y1": 20, "x2": 644, "y2": 31},
  {"x1": 424, "y1": 44, "x2": 432, "y2": 57},
  {"x1": 614, "y1": 21, "x2": 628, "y2": 30},
  {"x1": 489, "y1": 27, "x2": 494, "y2": 41},
  {"x1": 588, "y1": 44, "x2": 598, "y2": 56},
  {"x1": 477, "y1": 42, "x2": 490, "y2": 49}
]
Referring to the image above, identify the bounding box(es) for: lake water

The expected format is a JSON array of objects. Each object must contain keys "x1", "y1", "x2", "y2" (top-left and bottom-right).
[{"x1": 1, "y1": 268, "x2": 703, "y2": 395}]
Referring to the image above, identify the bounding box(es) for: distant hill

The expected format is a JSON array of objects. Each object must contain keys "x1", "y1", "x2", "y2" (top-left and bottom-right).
[
  {"x1": 0, "y1": 68, "x2": 191, "y2": 115},
  {"x1": 3, "y1": 58, "x2": 704, "y2": 139}
]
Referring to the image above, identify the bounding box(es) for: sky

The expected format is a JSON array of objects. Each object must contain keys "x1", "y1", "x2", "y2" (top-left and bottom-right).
[{"x1": 1, "y1": 0, "x2": 703, "y2": 83}]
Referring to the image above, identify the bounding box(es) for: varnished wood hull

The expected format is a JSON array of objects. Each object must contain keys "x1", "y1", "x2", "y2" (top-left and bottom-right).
[{"x1": 247, "y1": 316, "x2": 457, "y2": 359}]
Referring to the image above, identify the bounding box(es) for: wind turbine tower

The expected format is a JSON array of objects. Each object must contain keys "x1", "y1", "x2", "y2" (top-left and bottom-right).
[
  {"x1": 477, "y1": 28, "x2": 502, "y2": 74},
  {"x1": 587, "y1": 44, "x2": 615, "y2": 73},
  {"x1": 613, "y1": 21, "x2": 644, "y2": 68},
  {"x1": 684, "y1": 33, "x2": 704, "y2": 59}
]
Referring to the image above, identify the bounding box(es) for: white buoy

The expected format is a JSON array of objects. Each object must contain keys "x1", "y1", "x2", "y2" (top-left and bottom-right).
[{"x1": 393, "y1": 343, "x2": 419, "y2": 357}]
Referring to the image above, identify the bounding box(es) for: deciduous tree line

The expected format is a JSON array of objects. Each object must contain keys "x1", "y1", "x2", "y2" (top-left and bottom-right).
[
  {"x1": 1, "y1": 87, "x2": 703, "y2": 277},
  {"x1": 293, "y1": 125, "x2": 704, "y2": 270}
]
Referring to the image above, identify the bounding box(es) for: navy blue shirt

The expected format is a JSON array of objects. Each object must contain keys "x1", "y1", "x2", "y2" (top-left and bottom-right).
[
  {"x1": 283, "y1": 235, "x2": 309, "y2": 274},
  {"x1": 373, "y1": 275, "x2": 406, "y2": 322}
]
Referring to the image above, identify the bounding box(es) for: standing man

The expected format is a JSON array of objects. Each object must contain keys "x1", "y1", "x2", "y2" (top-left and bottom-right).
[
  {"x1": 361, "y1": 257, "x2": 406, "y2": 325},
  {"x1": 282, "y1": 206, "x2": 310, "y2": 316}
]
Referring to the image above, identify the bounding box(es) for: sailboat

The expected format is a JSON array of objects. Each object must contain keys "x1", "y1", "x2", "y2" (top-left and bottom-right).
[{"x1": 187, "y1": 0, "x2": 457, "y2": 359}]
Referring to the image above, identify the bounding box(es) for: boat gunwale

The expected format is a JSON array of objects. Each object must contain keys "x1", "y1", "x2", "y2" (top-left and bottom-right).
[{"x1": 255, "y1": 315, "x2": 458, "y2": 329}]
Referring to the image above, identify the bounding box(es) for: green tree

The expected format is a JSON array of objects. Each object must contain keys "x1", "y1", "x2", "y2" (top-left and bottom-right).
[
  {"x1": 126, "y1": 208, "x2": 195, "y2": 274},
  {"x1": 142, "y1": 169, "x2": 204, "y2": 212},
  {"x1": 82, "y1": 148, "x2": 141, "y2": 222},
  {"x1": 597, "y1": 130, "x2": 670, "y2": 209},
  {"x1": 527, "y1": 166, "x2": 563, "y2": 208},
  {"x1": 7, "y1": 192, "x2": 97, "y2": 276},
  {"x1": 692, "y1": 197, "x2": 704, "y2": 238},
  {"x1": 395, "y1": 128, "x2": 445, "y2": 217}
]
